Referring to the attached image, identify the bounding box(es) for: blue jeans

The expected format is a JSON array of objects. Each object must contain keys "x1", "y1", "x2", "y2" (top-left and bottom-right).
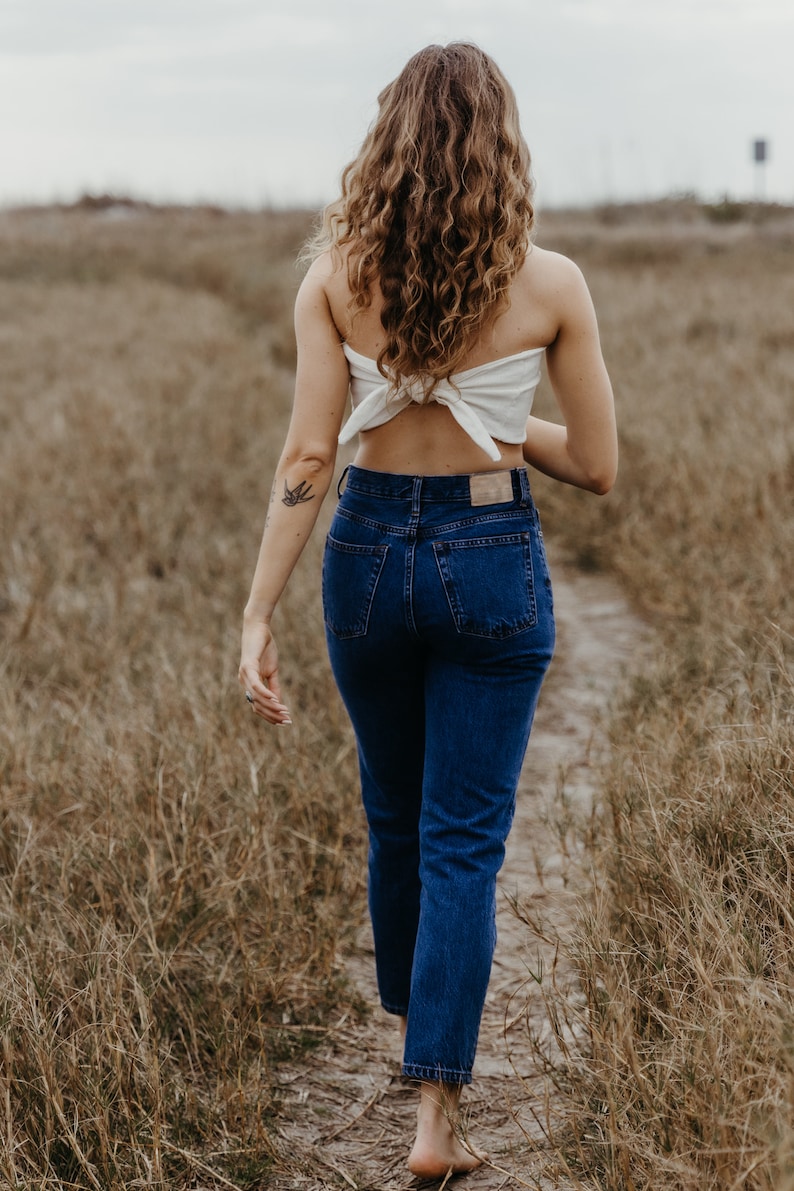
[{"x1": 322, "y1": 465, "x2": 555, "y2": 1085}]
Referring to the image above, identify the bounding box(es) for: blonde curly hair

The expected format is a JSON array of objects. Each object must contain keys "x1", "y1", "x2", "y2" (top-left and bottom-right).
[{"x1": 306, "y1": 43, "x2": 535, "y2": 396}]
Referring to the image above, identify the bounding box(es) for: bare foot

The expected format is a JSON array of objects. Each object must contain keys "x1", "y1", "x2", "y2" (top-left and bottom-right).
[
  {"x1": 399, "y1": 1015, "x2": 408, "y2": 1042},
  {"x1": 407, "y1": 1082, "x2": 487, "y2": 1180}
]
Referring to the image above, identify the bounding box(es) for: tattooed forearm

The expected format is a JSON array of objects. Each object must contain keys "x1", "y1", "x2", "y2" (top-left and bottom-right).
[{"x1": 282, "y1": 479, "x2": 316, "y2": 507}]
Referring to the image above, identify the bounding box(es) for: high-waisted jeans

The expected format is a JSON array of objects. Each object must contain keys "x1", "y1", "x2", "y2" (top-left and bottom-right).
[{"x1": 322, "y1": 465, "x2": 555, "y2": 1085}]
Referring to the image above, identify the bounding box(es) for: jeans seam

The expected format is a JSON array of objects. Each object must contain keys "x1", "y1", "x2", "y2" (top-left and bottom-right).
[
  {"x1": 402, "y1": 1063, "x2": 473, "y2": 1085},
  {"x1": 405, "y1": 537, "x2": 418, "y2": 635},
  {"x1": 336, "y1": 507, "x2": 534, "y2": 537},
  {"x1": 420, "y1": 508, "x2": 532, "y2": 536},
  {"x1": 334, "y1": 508, "x2": 413, "y2": 535}
]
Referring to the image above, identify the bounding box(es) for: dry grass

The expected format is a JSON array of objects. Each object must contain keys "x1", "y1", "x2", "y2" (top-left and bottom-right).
[
  {"x1": 1, "y1": 197, "x2": 793, "y2": 1188},
  {"x1": 517, "y1": 202, "x2": 794, "y2": 1190},
  {"x1": 0, "y1": 204, "x2": 365, "y2": 1187}
]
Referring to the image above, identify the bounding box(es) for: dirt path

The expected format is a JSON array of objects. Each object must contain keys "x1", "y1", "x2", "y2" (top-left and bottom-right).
[{"x1": 270, "y1": 551, "x2": 647, "y2": 1190}]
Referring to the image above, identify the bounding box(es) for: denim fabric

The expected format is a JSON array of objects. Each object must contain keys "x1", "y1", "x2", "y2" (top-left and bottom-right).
[{"x1": 322, "y1": 465, "x2": 555, "y2": 1085}]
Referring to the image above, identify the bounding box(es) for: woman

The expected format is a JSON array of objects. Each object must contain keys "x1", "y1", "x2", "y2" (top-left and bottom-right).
[{"x1": 239, "y1": 43, "x2": 616, "y2": 1179}]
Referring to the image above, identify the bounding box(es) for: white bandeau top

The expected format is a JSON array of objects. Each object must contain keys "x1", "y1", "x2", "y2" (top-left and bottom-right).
[{"x1": 338, "y1": 343, "x2": 545, "y2": 463}]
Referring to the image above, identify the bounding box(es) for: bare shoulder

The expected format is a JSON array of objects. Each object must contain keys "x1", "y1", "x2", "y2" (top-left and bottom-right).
[
  {"x1": 519, "y1": 245, "x2": 589, "y2": 299},
  {"x1": 505, "y1": 246, "x2": 595, "y2": 347},
  {"x1": 295, "y1": 250, "x2": 346, "y2": 315},
  {"x1": 301, "y1": 247, "x2": 357, "y2": 339},
  {"x1": 523, "y1": 247, "x2": 599, "y2": 334},
  {"x1": 299, "y1": 249, "x2": 343, "y2": 292}
]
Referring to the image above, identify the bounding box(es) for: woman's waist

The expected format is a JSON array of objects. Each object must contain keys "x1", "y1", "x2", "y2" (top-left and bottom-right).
[
  {"x1": 339, "y1": 463, "x2": 533, "y2": 508},
  {"x1": 351, "y1": 403, "x2": 526, "y2": 476}
]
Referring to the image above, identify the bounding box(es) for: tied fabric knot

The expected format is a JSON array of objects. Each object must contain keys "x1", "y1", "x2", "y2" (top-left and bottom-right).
[
  {"x1": 338, "y1": 342, "x2": 547, "y2": 464},
  {"x1": 338, "y1": 376, "x2": 503, "y2": 462}
]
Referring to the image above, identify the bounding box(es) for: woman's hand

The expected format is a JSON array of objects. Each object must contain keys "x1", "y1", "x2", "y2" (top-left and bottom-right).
[{"x1": 238, "y1": 618, "x2": 292, "y2": 725}]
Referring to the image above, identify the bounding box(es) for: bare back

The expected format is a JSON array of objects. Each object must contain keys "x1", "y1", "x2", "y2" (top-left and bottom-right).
[{"x1": 321, "y1": 246, "x2": 570, "y2": 476}]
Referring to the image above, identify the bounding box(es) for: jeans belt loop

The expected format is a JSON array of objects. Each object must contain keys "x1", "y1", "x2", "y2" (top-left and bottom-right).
[
  {"x1": 519, "y1": 466, "x2": 531, "y2": 506},
  {"x1": 411, "y1": 475, "x2": 422, "y2": 517},
  {"x1": 336, "y1": 464, "x2": 351, "y2": 498}
]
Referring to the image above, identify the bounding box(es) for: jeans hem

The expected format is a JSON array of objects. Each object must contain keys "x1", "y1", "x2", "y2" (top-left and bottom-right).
[
  {"x1": 402, "y1": 1063, "x2": 472, "y2": 1086},
  {"x1": 382, "y1": 1002, "x2": 408, "y2": 1016}
]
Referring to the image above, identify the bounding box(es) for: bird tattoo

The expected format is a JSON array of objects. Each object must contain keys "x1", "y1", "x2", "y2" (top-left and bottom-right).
[{"x1": 282, "y1": 479, "x2": 316, "y2": 506}]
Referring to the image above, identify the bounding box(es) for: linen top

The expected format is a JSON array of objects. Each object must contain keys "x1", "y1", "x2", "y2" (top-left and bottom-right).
[{"x1": 338, "y1": 343, "x2": 545, "y2": 463}]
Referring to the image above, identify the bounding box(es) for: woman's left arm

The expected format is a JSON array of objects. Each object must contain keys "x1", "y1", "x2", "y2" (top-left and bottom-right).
[
  {"x1": 522, "y1": 256, "x2": 617, "y2": 495},
  {"x1": 238, "y1": 256, "x2": 349, "y2": 723}
]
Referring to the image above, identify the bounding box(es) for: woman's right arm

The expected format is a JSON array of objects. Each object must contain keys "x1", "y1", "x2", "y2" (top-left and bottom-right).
[
  {"x1": 522, "y1": 257, "x2": 617, "y2": 495},
  {"x1": 238, "y1": 257, "x2": 350, "y2": 725}
]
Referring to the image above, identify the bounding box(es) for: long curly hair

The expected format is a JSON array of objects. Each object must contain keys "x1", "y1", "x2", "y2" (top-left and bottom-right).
[{"x1": 307, "y1": 43, "x2": 535, "y2": 396}]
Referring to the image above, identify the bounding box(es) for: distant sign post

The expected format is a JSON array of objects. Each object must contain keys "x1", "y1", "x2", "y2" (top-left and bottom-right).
[{"x1": 753, "y1": 139, "x2": 769, "y2": 200}]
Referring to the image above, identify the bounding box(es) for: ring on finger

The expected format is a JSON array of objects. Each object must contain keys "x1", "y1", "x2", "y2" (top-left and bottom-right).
[{"x1": 245, "y1": 691, "x2": 254, "y2": 705}]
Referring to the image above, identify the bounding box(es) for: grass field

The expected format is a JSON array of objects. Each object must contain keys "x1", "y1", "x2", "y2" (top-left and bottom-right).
[
  {"x1": 529, "y1": 201, "x2": 794, "y2": 1190},
  {"x1": 0, "y1": 197, "x2": 792, "y2": 1189}
]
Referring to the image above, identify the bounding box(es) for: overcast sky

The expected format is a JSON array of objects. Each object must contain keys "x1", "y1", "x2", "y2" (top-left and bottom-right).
[{"x1": 1, "y1": 0, "x2": 792, "y2": 211}]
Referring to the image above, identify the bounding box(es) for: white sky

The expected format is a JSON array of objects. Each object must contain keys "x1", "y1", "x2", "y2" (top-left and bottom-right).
[{"x1": 1, "y1": 0, "x2": 792, "y2": 210}]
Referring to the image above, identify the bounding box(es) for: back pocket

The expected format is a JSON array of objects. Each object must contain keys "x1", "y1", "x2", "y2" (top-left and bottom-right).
[
  {"x1": 323, "y1": 536, "x2": 389, "y2": 639},
  {"x1": 433, "y1": 533, "x2": 536, "y2": 638}
]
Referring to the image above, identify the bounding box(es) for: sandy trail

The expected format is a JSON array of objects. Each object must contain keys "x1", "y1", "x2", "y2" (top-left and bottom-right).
[{"x1": 270, "y1": 550, "x2": 646, "y2": 1190}]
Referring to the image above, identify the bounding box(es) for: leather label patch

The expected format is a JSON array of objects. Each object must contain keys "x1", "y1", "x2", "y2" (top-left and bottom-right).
[{"x1": 468, "y1": 471, "x2": 514, "y2": 507}]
